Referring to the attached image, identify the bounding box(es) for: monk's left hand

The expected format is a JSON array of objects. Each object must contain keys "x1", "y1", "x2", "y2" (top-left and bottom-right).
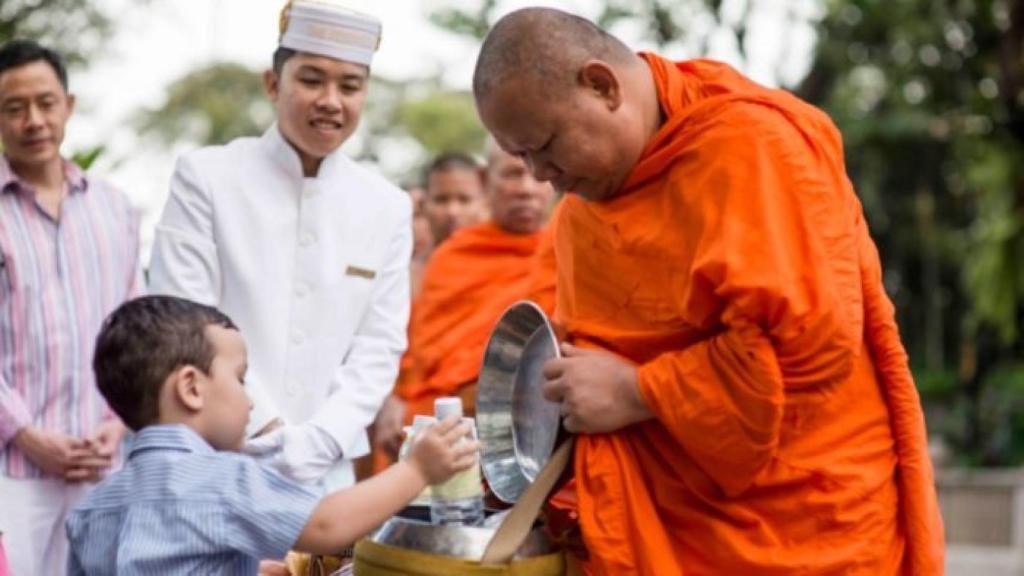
[{"x1": 542, "y1": 343, "x2": 653, "y2": 434}]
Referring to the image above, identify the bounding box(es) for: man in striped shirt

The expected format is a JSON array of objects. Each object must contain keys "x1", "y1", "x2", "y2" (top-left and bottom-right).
[{"x1": 0, "y1": 40, "x2": 142, "y2": 575}]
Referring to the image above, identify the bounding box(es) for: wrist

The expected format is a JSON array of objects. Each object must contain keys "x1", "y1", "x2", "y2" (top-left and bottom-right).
[
  {"x1": 625, "y1": 366, "x2": 653, "y2": 424},
  {"x1": 12, "y1": 425, "x2": 37, "y2": 448},
  {"x1": 397, "y1": 458, "x2": 429, "y2": 487}
]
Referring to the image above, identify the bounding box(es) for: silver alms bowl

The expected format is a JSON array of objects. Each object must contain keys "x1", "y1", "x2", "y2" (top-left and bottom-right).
[{"x1": 476, "y1": 301, "x2": 562, "y2": 504}]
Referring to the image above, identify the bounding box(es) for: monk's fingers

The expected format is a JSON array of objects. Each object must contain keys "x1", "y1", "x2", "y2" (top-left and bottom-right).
[
  {"x1": 542, "y1": 357, "x2": 568, "y2": 380},
  {"x1": 561, "y1": 413, "x2": 582, "y2": 434},
  {"x1": 560, "y1": 342, "x2": 604, "y2": 358},
  {"x1": 542, "y1": 377, "x2": 567, "y2": 403}
]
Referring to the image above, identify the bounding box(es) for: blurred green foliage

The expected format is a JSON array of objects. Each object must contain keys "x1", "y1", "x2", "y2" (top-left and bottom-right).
[
  {"x1": 0, "y1": 0, "x2": 111, "y2": 68},
  {"x1": 802, "y1": 0, "x2": 1024, "y2": 465},
  {"x1": 137, "y1": 63, "x2": 273, "y2": 147}
]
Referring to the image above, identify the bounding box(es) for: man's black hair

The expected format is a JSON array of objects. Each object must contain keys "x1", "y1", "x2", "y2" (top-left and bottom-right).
[{"x1": 0, "y1": 39, "x2": 68, "y2": 91}]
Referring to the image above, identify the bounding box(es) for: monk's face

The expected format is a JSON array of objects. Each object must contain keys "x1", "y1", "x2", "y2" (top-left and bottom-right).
[
  {"x1": 477, "y1": 63, "x2": 647, "y2": 202},
  {"x1": 424, "y1": 167, "x2": 487, "y2": 243},
  {"x1": 264, "y1": 53, "x2": 368, "y2": 169},
  {"x1": 485, "y1": 149, "x2": 554, "y2": 234}
]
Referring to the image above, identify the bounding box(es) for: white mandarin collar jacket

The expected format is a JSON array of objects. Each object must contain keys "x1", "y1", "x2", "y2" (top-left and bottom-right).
[{"x1": 150, "y1": 125, "x2": 412, "y2": 467}]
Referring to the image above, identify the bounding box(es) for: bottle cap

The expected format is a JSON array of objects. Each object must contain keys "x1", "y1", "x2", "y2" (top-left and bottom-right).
[{"x1": 434, "y1": 397, "x2": 464, "y2": 420}]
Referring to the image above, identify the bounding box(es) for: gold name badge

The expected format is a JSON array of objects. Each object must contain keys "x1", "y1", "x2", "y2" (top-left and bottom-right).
[{"x1": 345, "y1": 265, "x2": 376, "y2": 280}]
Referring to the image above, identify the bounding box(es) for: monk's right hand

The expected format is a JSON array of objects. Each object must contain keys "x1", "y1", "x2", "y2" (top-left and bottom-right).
[
  {"x1": 407, "y1": 416, "x2": 479, "y2": 485},
  {"x1": 542, "y1": 343, "x2": 653, "y2": 434}
]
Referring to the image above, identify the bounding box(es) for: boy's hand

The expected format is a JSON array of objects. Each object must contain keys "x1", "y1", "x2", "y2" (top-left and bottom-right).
[
  {"x1": 407, "y1": 416, "x2": 479, "y2": 485},
  {"x1": 257, "y1": 560, "x2": 290, "y2": 576}
]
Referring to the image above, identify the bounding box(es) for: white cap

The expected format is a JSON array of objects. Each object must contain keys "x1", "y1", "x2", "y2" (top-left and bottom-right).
[
  {"x1": 434, "y1": 397, "x2": 464, "y2": 420},
  {"x1": 279, "y1": 0, "x2": 382, "y2": 67}
]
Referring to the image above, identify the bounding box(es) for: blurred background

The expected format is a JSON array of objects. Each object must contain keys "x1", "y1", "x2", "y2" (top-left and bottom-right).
[{"x1": 3, "y1": 0, "x2": 1023, "y2": 568}]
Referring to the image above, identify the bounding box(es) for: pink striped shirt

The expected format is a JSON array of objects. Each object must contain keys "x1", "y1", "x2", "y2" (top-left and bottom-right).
[{"x1": 0, "y1": 156, "x2": 142, "y2": 478}]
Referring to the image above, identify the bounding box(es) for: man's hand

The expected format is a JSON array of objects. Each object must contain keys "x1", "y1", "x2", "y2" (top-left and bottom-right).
[
  {"x1": 65, "y1": 419, "x2": 126, "y2": 483},
  {"x1": 542, "y1": 343, "x2": 653, "y2": 434},
  {"x1": 13, "y1": 426, "x2": 110, "y2": 479},
  {"x1": 85, "y1": 419, "x2": 126, "y2": 458},
  {"x1": 244, "y1": 423, "x2": 342, "y2": 484},
  {"x1": 372, "y1": 394, "x2": 406, "y2": 457}
]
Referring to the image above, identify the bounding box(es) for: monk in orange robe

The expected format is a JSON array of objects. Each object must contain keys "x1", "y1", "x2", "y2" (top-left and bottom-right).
[
  {"x1": 373, "y1": 146, "x2": 556, "y2": 459},
  {"x1": 421, "y1": 151, "x2": 489, "y2": 246},
  {"x1": 473, "y1": 8, "x2": 944, "y2": 575}
]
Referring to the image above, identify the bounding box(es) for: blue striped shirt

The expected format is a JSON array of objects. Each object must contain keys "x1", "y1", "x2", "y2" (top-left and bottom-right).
[{"x1": 65, "y1": 425, "x2": 321, "y2": 575}]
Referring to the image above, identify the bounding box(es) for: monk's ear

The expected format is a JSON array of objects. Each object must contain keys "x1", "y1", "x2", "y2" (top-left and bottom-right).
[{"x1": 578, "y1": 60, "x2": 622, "y2": 111}]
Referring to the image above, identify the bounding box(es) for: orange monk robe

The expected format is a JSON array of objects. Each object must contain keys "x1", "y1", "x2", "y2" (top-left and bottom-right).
[
  {"x1": 521, "y1": 199, "x2": 561, "y2": 315},
  {"x1": 396, "y1": 220, "x2": 556, "y2": 421},
  {"x1": 556, "y1": 54, "x2": 944, "y2": 575}
]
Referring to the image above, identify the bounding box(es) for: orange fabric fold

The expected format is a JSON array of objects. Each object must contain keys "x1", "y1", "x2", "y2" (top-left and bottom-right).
[
  {"x1": 396, "y1": 220, "x2": 556, "y2": 421},
  {"x1": 556, "y1": 54, "x2": 944, "y2": 575}
]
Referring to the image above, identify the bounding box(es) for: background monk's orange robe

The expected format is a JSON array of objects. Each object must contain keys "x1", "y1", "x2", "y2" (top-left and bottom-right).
[
  {"x1": 396, "y1": 220, "x2": 555, "y2": 421},
  {"x1": 556, "y1": 54, "x2": 944, "y2": 575}
]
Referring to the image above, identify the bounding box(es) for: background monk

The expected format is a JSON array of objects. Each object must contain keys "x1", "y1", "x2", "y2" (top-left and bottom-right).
[
  {"x1": 358, "y1": 153, "x2": 489, "y2": 477},
  {"x1": 421, "y1": 151, "x2": 489, "y2": 245},
  {"x1": 405, "y1": 183, "x2": 433, "y2": 297},
  {"x1": 473, "y1": 8, "x2": 944, "y2": 576},
  {"x1": 373, "y1": 145, "x2": 556, "y2": 459}
]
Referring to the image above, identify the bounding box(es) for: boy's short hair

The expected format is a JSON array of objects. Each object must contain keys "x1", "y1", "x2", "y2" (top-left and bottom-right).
[
  {"x1": 0, "y1": 39, "x2": 69, "y2": 91},
  {"x1": 93, "y1": 296, "x2": 238, "y2": 431}
]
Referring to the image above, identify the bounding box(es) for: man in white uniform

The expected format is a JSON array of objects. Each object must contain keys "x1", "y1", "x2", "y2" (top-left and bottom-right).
[{"x1": 149, "y1": 0, "x2": 411, "y2": 488}]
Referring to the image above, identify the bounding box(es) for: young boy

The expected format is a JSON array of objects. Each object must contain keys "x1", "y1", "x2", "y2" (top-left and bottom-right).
[{"x1": 65, "y1": 296, "x2": 478, "y2": 575}]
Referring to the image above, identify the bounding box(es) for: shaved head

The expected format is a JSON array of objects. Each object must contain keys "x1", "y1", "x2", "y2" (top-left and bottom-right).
[
  {"x1": 472, "y1": 7, "x2": 662, "y2": 202},
  {"x1": 473, "y1": 8, "x2": 636, "y2": 100}
]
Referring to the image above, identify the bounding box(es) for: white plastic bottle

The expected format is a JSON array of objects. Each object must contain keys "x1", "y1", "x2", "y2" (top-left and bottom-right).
[
  {"x1": 399, "y1": 415, "x2": 436, "y2": 507},
  {"x1": 430, "y1": 397, "x2": 484, "y2": 526}
]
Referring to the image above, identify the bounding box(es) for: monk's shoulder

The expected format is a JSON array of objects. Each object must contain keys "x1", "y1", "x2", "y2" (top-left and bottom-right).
[
  {"x1": 421, "y1": 223, "x2": 497, "y2": 276},
  {"x1": 438, "y1": 222, "x2": 502, "y2": 255},
  {"x1": 701, "y1": 101, "x2": 805, "y2": 154}
]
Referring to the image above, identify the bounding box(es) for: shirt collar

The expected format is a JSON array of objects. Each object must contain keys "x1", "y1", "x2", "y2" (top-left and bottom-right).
[
  {"x1": 261, "y1": 122, "x2": 344, "y2": 181},
  {"x1": 128, "y1": 424, "x2": 217, "y2": 459},
  {"x1": 0, "y1": 155, "x2": 89, "y2": 195}
]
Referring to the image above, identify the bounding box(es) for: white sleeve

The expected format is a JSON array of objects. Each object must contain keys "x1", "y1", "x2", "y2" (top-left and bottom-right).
[
  {"x1": 148, "y1": 154, "x2": 221, "y2": 305},
  {"x1": 309, "y1": 200, "x2": 413, "y2": 457},
  {"x1": 148, "y1": 154, "x2": 281, "y2": 432}
]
